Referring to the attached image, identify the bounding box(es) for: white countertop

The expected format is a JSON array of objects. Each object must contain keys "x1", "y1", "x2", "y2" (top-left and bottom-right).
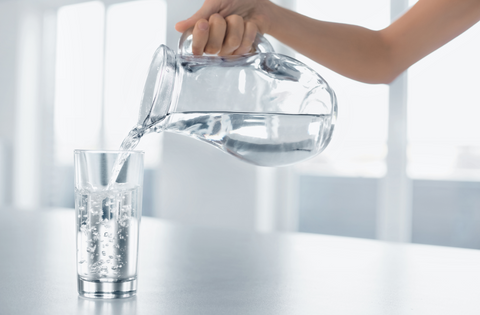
[{"x1": 1, "y1": 208, "x2": 480, "y2": 314}]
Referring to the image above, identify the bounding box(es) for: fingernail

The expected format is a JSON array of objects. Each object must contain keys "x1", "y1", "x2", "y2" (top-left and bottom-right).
[{"x1": 198, "y1": 21, "x2": 209, "y2": 31}]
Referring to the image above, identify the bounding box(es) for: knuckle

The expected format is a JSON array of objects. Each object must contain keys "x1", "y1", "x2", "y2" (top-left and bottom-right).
[
  {"x1": 196, "y1": 18, "x2": 208, "y2": 25},
  {"x1": 209, "y1": 13, "x2": 226, "y2": 25},
  {"x1": 225, "y1": 14, "x2": 243, "y2": 24},
  {"x1": 195, "y1": 19, "x2": 209, "y2": 30}
]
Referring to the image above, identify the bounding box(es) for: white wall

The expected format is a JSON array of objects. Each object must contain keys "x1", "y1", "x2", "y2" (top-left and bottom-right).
[
  {"x1": 0, "y1": 1, "x2": 21, "y2": 209},
  {"x1": 0, "y1": 1, "x2": 56, "y2": 210}
]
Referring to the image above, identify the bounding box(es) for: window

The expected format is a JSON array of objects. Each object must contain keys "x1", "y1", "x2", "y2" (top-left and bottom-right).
[
  {"x1": 407, "y1": 21, "x2": 480, "y2": 180},
  {"x1": 55, "y1": 1, "x2": 104, "y2": 166},
  {"x1": 53, "y1": 0, "x2": 166, "y2": 210},
  {"x1": 295, "y1": 0, "x2": 390, "y2": 239},
  {"x1": 296, "y1": 0, "x2": 480, "y2": 249},
  {"x1": 407, "y1": 10, "x2": 480, "y2": 248},
  {"x1": 295, "y1": 0, "x2": 390, "y2": 178}
]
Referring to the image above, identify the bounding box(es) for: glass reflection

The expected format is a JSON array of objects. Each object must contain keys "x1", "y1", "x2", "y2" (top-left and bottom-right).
[{"x1": 77, "y1": 296, "x2": 137, "y2": 315}]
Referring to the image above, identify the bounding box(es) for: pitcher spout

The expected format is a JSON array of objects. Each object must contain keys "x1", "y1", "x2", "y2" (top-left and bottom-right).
[{"x1": 137, "y1": 44, "x2": 177, "y2": 129}]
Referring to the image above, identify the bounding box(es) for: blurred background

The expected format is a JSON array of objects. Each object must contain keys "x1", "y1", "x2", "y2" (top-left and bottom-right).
[{"x1": 1, "y1": 0, "x2": 480, "y2": 249}]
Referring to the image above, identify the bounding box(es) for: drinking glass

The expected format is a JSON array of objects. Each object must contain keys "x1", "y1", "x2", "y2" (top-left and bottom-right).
[{"x1": 74, "y1": 150, "x2": 144, "y2": 298}]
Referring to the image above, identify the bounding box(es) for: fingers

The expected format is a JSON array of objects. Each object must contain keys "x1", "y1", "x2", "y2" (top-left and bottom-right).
[
  {"x1": 233, "y1": 21, "x2": 257, "y2": 55},
  {"x1": 218, "y1": 15, "x2": 244, "y2": 56},
  {"x1": 191, "y1": 19, "x2": 209, "y2": 55},
  {"x1": 191, "y1": 14, "x2": 258, "y2": 56},
  {"x1": 204, "y1": 14, "x2": 227, "y2": 55}
]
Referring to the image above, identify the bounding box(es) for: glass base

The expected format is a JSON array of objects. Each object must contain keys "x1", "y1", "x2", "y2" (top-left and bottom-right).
[{"x1": 78, "y1": 277, "x2": 137, "y2": 299}]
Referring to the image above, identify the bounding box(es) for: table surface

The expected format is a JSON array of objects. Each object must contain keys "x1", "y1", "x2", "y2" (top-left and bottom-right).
[{"x1": 1, "y1": 209, "x2": 480, "y2": 315}]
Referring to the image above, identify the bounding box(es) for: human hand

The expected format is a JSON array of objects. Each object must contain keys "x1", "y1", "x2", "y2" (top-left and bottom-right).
[{"x1": 175, "y1": 0, "x2": 272, "y2": 56}]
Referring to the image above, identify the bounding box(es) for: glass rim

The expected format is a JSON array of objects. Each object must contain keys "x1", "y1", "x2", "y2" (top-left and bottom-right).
[{"x1": 74, "y1": 149, "x2": 144, "y2": 155}]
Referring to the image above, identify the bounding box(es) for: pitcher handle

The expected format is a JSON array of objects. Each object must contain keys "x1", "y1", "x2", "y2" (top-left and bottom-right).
[{"x1": 178, "y1": 27, "x2": 275, "y2": 55}]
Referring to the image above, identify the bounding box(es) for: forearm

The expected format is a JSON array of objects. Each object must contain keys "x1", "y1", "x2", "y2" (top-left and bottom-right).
[
  {"x1": 265, "y1": 3, "x2": 392, "y2": 84},
  {"x1": 178, "y1": 0, "x2": 480, "y2": 83},
  {"x1": 263, "y1": 0, "x2": 480, "y2": 84}
]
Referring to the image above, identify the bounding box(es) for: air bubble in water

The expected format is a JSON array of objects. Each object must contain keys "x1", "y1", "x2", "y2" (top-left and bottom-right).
[
  {"x1": 102, "y1": 251, "x2": 106, "y2": 256},
  {"x1": 79, "y1": 260, "x2": 85, "y2": 264}
]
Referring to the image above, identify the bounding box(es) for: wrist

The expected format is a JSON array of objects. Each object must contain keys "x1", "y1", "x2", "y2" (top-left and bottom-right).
[
  {"x1": 257, "y1": 1, "x2": 285, "y2": 35},
  {"x1": 252, "y1": 0, "x2": 277, "y2": 34}
]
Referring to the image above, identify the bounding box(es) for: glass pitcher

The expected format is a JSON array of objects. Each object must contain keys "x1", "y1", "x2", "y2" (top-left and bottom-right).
[{"x1": 133, "y1": 30, "x2": 338, "y2": 167}]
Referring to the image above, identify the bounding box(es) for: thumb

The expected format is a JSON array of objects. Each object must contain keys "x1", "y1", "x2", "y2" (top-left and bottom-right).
[{"x1": 175, "y1": 2, "x2": 218, "y2": 33}]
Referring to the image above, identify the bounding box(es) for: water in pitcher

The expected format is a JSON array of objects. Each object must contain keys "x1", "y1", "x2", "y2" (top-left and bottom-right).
[
  {"x1": 155, "y1": 111, "x2": 332, "y2": 166},
  {"x1": 108, "y1": 110, "x2": 332, "y2": 185}
]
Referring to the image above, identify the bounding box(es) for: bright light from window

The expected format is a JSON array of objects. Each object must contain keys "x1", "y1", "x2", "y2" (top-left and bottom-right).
[
  {"x1": 408, "y1": 0, "x2": 419, "y2": 6},
  {"x1": 295, "y1": 0, "x2": 390, "y2": 177},
  {"x1": 103, "y1": 0, "x2": 167, "y2": 168},
  {"x1": 231, "y1": 126, "x2": 268, "y2": 139},
  {"x1": 54, "y1": 1, "x2": 105, "y2": 165},
  {"x1": 238, "y1": 69, "x2": 246, "y2": 94},
  {"x1": 407, "y1": 21, "x2": 480, "y2": 180}
]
